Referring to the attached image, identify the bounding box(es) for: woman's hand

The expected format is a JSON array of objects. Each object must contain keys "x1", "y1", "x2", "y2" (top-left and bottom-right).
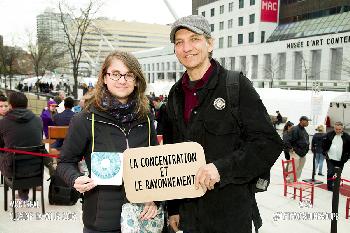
[
  {"x1": 139, "y1": 202, "x2": 158, "y2": 220},
  {"x1": 73, "y1": 176, "x2": 96, "y2": 193},
  {"x1": 169, "y1": 214, "x2": 180, "y2": 232}
]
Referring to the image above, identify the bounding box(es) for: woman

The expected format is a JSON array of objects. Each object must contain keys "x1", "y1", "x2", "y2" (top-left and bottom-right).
[
  {"x1": 311, "y1": 125, "x2": 326, "y2": 176},
  {"x1": 57, "y1": 51, "x2": 161, "y2": 233},
  {"x1": 40, "y1": 100, "x2": 57, "y2": 138},
  {"x1": 282, "y1": 121, "x2": 294, "y2": 160}
]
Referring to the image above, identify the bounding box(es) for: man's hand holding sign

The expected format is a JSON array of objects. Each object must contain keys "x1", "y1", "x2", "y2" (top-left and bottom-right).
[{"x1": 195, "y1": 163, "x2": 220, "y2": 192}]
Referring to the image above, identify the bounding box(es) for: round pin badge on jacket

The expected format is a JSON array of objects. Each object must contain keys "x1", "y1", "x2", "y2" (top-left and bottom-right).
[{"x1": 213, "y1": 97, "x2": 226, "y2": 110}]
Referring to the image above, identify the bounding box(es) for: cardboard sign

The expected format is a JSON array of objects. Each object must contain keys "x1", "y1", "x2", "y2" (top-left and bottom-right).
[{"x1": 123, "y1": 142, "x2": 206, "y2": 203}]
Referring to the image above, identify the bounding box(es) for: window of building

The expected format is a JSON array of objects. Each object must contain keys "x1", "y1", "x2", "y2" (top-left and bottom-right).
[
  {"x1": 239, "y1": 0, "x2": 244, "y2": 9},
  {"x1": 238, "y1": 34, "x2": 243, "y2": 44},
  {"x1": 261, "y1": 31, "x2": 265, "y2": 43},
  {"x1": 227, "y1": 36, "x2": 232, "y2": 47},
  {"x1": 220, "y1": 58, "x2": 226, "y2": 68},
  {"x1": 228, "y1": 19, "x2": 233, "y2": 29},
  {"x1": 249, "y1": 32, "x2": 254, "y2": 43},
  {"x1": 219, "y1": 37, "x2": 224, "y2": 48},
  {"x1": 220, "y1": 5, "x2": 224, "y2": 14},
  {"x1": 230, "y1": 57, "x2": 235, "y2": 70},
  {"x1": 229, "y1": 2, "x2": 233, "y2": 12},
  {"x1": 210, "y1": 24, "x2": 215, "y2": 32},
  {"x1": 201, "y1": 11, "x2": 205, "y2": 17},
  {"x1": 250, "y1": 0, "x2": 255, "y2": 6},
  {"x1": 249, "y1": 14, "x2": 255, "y2": 24},
  {"x1": 219, "y1": 21, "x2": 224, "y2": 30},
  {"x1": 238, "y1": 17, "x2": 243, "y2": 26},
  {"x1": 211, "y1": 8, "x2": 215, "y2": 17}
]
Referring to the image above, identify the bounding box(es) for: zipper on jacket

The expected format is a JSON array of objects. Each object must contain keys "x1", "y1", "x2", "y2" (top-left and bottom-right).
[{"x1": 87, "y1": 116, "x2": 144, "y2": 149}]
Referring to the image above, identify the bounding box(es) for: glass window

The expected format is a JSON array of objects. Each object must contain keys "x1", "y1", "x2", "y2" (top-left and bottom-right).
[
  {"x1": 220, "y1": 5, "x2": 224, "y2": 14},
  {"x1": 227, "y1": 36, "x2": 233, "y2": 47},
  {"x1": 249, "y1": 14, "x2": 255, "y2": 24},
  {"x1": 210, "y1": 24, "x2": 215, "y2": 32},
  {"x1": 211, "y1": 8, "x2": 215, "y2": 17},
  {"x1": 250, "y1": 0, "x2": 255, "y2": 5},
  {"x1": 238, "y1": 17, "x2": 243, "y2": 26},
  {"x1": 249, "y1": 32, "x2": 254, "y2": 43},
  {"x1": 219, "y1": 37, "x2": 224, "y2": 48},
  {"x1": 238, "y1": 34, "x2": 243, "y2": 44},
  {"x1": 261, "y1": 31, "x2": 265, "y2": 43},
  {"x1": 239, "y1": 0, "x2": 244, "y2": 9},
  {"x1": 228, "y1": 19, "x2": 233, "y2": 29},
  {"x1": 201, "y1": 11, "x2": 205, "y2": 17},
  {"x1": 229, "y1": 2, "x2": 233, "y2": 12},
  {"x1": 219, "y1": 21, "x2": 224, "y2": 30}
]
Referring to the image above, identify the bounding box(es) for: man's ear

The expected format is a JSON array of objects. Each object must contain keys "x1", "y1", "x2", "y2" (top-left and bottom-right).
[{"x1": 206, "y1": 38, "x2": 214, "y2": 53}]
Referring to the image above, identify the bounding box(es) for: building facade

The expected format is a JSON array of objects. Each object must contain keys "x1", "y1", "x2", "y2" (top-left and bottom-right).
[
  {"x1": 81, "y1": 19, "x2": 170, "y2": 75},
  {"x1": 192, "y1": 0, "x2": 219, "y2": 14},
  {"x1": 135, "y1": 0, "x2": 350, "y2": 93},
  {"x1": 279, "y1": 0, "x2": 350, "y2": 24}
]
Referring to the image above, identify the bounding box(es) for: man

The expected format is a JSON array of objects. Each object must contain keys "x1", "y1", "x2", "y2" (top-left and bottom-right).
[
  {"x1": 53, "y1": 97, "x2": 75, "y2": 126},
  {"x1": 323, "y1": 122, "x2": 350, "y2": 191},
  {"x1": 52, "y1": 97, "x2": 75, "y2": 149},
  {"x1": 273, "y1": 110, "x2": 282, "y2": 129},
  {"x1": 285, "y1": 116, "x2": 310, "y2": 181},
  {"x1": 152, "y1": 97, "x2": 167, "y2": 135},
  {"x1": 0, "y1": 92, "x2": 44, "y2": 200},
  {"x1": 0, "y1": 95, "x2": 9, "y2": 119},
  {"x1": 164, "y1": 15, "x2": 283, "y2": 233},
  {"x1": 55, "y1": 90, "x2": 66, "y2": 113}
]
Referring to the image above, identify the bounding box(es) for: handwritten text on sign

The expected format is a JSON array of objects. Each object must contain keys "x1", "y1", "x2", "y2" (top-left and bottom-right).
[{"x1": 123, "y1": 142, "x2": 206, "y2": 203}]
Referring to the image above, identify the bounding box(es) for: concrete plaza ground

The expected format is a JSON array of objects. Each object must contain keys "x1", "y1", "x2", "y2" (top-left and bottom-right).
[{"x1": 0, "y1": 150, "x2": 349, "y2": 233}]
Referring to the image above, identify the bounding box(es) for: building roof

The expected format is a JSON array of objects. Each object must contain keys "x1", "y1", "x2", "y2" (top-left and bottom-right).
[{"x1": 267, "y1": 11, "x2": 350, "y2": 42}]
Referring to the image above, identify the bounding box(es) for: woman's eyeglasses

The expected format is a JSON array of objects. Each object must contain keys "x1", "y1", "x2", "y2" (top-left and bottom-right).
[{"x1": 106, "y1": 71, "x2": 136, "y2": 82}]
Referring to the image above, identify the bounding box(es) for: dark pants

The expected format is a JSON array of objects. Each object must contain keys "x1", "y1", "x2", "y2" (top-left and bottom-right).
[
  {"x1": 326, "y1": 159, "x2": 344, "y2": 190},
  {"x1": 83, "y1": 227, "x2": 120, "y2": 233}
]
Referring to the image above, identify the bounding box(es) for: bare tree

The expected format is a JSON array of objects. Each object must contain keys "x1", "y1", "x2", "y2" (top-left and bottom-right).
[
  {"x1": 27, "y1": 34, "x2": 66, "y2": 78},
  {"x1": 262, "y1": 56, "x2": 285, "y2": 88},
  {"x1": 58, "y1": 0, "x2": 100, "y2": 98},
  {"x1": 0, "y1": 45, "x2": 23, "y2": 90}
]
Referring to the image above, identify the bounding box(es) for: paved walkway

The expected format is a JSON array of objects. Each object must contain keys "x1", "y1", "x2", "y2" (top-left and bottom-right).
[{"x1": 0, "y1": 151, "x2": 349, "y2": 233}]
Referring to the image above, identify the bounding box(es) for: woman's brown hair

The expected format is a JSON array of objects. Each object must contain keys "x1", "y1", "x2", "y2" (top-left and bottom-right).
[{"x1": 85, "y1": 50, "x2": 149, "y2": 118}]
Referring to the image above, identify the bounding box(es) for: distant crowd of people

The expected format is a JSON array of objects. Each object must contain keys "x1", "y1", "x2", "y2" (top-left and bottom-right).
[{"x1": 281, "y1": 115, "x2": 350, "y2": 191}]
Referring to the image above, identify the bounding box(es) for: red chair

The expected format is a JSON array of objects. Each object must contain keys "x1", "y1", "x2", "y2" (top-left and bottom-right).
[
  {"x1": 282, "y1": 158, "x2": 315, "y2": 205},
  {"x1": 346, "y1": 197, "x2": 350, "y2": 219}
]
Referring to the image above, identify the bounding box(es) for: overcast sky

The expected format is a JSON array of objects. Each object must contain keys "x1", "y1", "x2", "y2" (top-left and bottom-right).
[{"x1": 0, "y1": 0, "x2": 192, "y2": 47}]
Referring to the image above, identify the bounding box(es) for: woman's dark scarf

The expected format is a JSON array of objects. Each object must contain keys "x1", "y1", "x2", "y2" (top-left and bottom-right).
[{"x1": 101, "y1": 86, "x2": 137, "y2": 123}]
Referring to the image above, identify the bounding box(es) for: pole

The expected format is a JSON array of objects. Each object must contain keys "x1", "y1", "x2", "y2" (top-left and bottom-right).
[
  {"x1": 330, "y1": 167, "x2": 342, "y2": 233},
  {"x1": 302, "y1": 151, "x2": 323, "y2": 184}
]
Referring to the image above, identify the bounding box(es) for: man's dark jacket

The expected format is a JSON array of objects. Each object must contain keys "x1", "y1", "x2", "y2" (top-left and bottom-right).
[
  {"x1": 284, "y1": 124, "x2": 309, "y2": 157},
  {"x1": 322, "y1": 130, "x2": 350, "y2": 163},
  {"x1": 0, "y1": 108, "x2": 43, "y2": 177},
  {"x1": 53, "y1": 109, "x2": 75, "y2": 126},
  {"x1": 164, "y1": 60, "x2": 283, "y2": 233}
]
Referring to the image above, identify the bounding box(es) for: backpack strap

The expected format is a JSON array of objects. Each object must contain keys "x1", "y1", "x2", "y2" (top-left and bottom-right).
[
  {"x1": 147, "y1": 115, "x2": 151, "y2": 147},
  {"x1": 92, "y1": 113, "x2": 95, "y2": 153},
  {"x1": 225, "y1": 71, "x2": 243, "y2": 133}
]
